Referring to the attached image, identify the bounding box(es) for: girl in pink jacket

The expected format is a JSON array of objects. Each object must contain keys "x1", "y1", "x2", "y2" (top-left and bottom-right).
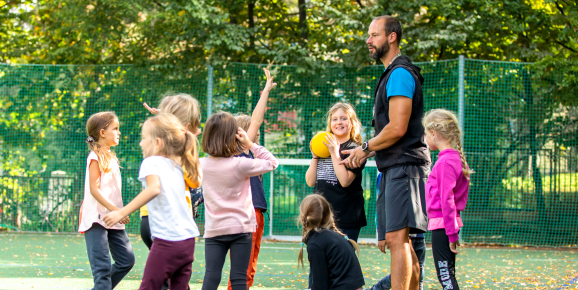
[
  {"x1": 199, "y1": 111, "x2": 278, "y2": 290},
  {"x1": 423, "y1": 109, "x2": 473, "y2": 290}
]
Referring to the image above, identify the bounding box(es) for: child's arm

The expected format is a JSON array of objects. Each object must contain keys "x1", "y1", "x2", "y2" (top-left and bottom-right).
[
  {"x1": 308, "y1": 244, "x2": 330, "y2": 289},
  {"x1": 88, "y1": 160, "x2": 121, "y2": 212},
  {"x1": 437, "y1": 162, "x2": 460, "y2": 243},
  {"x1": 305, "y1": 142, "x2": 319, "y2": 188},
  {"x1": 103, "y1": 175, "x2": 161, "y2": 227},
  {"x1": 236, "y1": 128, "x2": 278, "y2": 177},
  {"x1": 246, "y1": 68, "x2": 277, "y2": 142},
  {"x1": 324, "y1": 134, "x2": 358, "y2": 187}
]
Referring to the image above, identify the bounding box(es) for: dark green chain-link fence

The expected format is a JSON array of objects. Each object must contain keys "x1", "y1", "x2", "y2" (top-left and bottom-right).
[{"x1": 0, "y1": 58, "x2": 576, "y2": 247}]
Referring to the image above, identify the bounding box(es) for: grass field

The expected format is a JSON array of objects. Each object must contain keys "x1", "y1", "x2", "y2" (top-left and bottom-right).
[{"x1": 0, "y1": 233, "x2": 577, "y2": 289}]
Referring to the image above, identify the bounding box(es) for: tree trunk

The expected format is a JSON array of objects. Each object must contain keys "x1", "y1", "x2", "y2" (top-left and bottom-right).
[
  {"x1": 298, "y1": 0, "x2": 308, "y2": 45},
  {"x1": 248, "y1": 0, "x2": 255, "y2": 49},
  {"x1": 522, "y1": 69, "x2": 546, "y2": 217}
]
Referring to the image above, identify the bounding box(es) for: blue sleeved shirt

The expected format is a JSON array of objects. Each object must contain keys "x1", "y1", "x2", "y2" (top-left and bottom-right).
[{"x1": 385, "y1": 68, "x2": 416, "y2": 100}]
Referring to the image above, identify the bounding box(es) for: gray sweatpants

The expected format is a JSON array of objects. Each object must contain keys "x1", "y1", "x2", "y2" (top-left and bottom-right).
[{"x1": 84, "y1": 223, "x2": 135, "y2": 290}]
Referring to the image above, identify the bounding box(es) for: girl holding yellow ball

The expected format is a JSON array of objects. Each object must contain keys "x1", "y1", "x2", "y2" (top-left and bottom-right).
[{"x1": 305, "y1": 102, "x2": 367, "y2": 242}]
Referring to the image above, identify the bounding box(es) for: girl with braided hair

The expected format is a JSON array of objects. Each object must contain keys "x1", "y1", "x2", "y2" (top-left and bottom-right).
[
  {"x1": 79, "y1": 111, "x2": 135, "y2": 289},
  {"x1": 298, "y1": 194, "x2": 365, "y2": 290},
  {"x1": 422, "y1": 109, "x2": 473, "y2": 290}
]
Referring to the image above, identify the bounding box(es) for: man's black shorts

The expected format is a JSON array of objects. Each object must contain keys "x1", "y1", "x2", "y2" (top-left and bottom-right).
[{"x1": 377, "y1": 164, "x2": 429, "y2": 238}]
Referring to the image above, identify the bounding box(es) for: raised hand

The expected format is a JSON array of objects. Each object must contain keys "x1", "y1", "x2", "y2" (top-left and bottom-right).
[
  {"x1": 143, "y1": 103, "x2": 160, "y2": 114},
  {"x1": 263, "y1": 68, "x2": 277, "y2": 92}
]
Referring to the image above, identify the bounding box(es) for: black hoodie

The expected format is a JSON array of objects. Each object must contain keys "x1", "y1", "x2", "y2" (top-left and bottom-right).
[{"x1": 372, "y1": 55, "x2": 431, "y2": 171}]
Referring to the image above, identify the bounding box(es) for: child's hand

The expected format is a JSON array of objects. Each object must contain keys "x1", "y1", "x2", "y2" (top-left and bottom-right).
[
  {"x1": 103, "y1": 211, "x2": 125, "y2": 227},
  {"x1": 143, "y1": 103, "x2": 160, "y2": 115},
  {"x1": 236, "y1": 127, "x2": 254, "y2": 149},
  {"x1": 263, "y1": 68, "x2": 277, "y2": 92},
  {"x1": 120, "y1": 216, "x2": 130, "y2": 224},
  {"x1": 309, "y1": 141, "x2": 319, "y2": 159},
  {"x1": 322, "y1": 133, "x2": 340, "y2": 157},
  {"x1": 450, "y1": 241, "x2": 460, "y2": 254}
]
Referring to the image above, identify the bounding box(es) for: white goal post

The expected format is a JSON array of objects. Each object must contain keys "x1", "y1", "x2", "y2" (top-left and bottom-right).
[{"x1": 265, "y1": 159, "x2": 379, "y2": 244}]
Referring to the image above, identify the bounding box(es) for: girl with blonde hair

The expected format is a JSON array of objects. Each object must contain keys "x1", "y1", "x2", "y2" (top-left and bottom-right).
[
  {"x1": 141, "y1": 93, "x2": 204, "y2": 289},
  {"x1": 305, "y1": 102, "x2": 367, "y2": 242},
  {"x1": 423, "y1": 108, "x2": 473, "y2": 290},
  {"x1": 104, "y1": 113, "x2": 200, "y2": 290}
]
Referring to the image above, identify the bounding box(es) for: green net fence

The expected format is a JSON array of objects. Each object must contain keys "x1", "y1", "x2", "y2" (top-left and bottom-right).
[{"x1": 0, "y1": 59, "x2": 576, "y2": 247}]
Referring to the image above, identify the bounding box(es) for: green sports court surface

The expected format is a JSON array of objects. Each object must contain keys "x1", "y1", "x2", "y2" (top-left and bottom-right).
[{"x1": 0, "y1": 233, "x2": 576, "y2": 289}]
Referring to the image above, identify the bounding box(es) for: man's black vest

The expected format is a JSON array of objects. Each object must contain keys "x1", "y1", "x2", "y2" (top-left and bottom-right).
[{"x1": 373, "y1": 55, "x2": 431, "y2": 172}]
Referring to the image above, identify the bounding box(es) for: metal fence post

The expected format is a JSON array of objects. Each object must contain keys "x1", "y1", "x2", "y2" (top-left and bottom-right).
[
  {"x1": 458, "y1": 55, "x2": 465, "y2": 144},
  {"x1": 269, "y1": 171, "x2": 274, "y2": 237},
  {"x1": 207, "y1": 65, "x2": 214, "y2": 118},
  {"x1": 458, "y1": 55, "x2": 465, "y2": 244}
]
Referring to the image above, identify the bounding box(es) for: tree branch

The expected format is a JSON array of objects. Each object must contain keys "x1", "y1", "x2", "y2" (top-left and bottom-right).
[
  {"x1": 554, "y1": 1, "x2": 565, "y2": 16},
  {"x1": 256, "y1": 39, "x2": 272, "y2": 51},
  {"x1": 439, "y1": 44, "x2": 445, "y2": 59},
  {"x1": 355, "y1": 0, "x2": 364, "y2": 9},
  {"x1": 554, "y1": 0, "x2": 576, "y2": 32},
  {"x1": 555, "y1": 40, "x2": 577, "y2": 53}
]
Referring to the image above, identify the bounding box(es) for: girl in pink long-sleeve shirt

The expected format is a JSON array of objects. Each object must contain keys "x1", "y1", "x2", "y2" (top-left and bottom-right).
[
  {"x1": 423, "y1": 109, "x2": 473, "y2": 290},
  {"x1": 199, "y1": 111, "x2": 278, "y2": 290}
]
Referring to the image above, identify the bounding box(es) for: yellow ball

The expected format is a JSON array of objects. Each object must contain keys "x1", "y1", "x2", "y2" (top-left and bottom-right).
[{"x1": 310, "y1": 132, "x2": 331, "y2": 158}]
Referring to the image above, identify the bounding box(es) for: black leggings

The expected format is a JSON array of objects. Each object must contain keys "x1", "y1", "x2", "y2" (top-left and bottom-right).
[
  {"x1": 202, "y1": 233, "x2": 253, "y2": 290},
  {"x1": 140, "y1": 216, "x2": 153, "y2": 249},
  {"x1": 140, "y1": 216, "x2": 170, "y2": 290},
  {"x1": 431, "y1": 229, "x2": 460, "y2": 290}
]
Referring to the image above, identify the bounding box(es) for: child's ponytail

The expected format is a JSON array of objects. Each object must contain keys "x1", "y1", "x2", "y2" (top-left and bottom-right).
[
  {"x1": 181, "y1": 131, "x2": 199, "y2": 182},
  {"x1": 297, "y1": 216, "x2": 310, "y2": 268}
]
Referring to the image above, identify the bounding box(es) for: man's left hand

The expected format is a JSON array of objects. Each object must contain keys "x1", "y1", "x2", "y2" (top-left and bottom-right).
[{"x1": 339, "y1": 146, "x2": 371, "y2": 169}]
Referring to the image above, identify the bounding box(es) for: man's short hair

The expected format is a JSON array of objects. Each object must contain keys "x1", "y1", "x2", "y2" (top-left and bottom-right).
[{"x1": 373, "y1": 15, "x2": 403, "y2": 45}]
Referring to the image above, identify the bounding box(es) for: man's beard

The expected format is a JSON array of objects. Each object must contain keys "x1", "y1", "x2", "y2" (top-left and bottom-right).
[{"x1": 369, "y1": 41, "x2": 389, "y2": 60}]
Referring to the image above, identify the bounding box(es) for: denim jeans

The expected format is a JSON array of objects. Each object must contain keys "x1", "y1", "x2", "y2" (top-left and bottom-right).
[
  {"x1": 367, "y1": 237, "x2": 426, "y2": 290},
  {"x1": 85, "y1": 223, "x2": 135, "y2": 290}
]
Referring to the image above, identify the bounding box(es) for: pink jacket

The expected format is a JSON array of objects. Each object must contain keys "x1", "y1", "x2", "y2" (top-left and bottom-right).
[
  {"x1": 425, "y1": 149, "x2": 469, "y2": 243},
  {"x1": 200, "y1": 144, "x2": 278, "y2": 238}
]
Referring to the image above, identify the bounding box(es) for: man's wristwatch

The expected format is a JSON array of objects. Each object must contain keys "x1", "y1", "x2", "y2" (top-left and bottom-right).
[{"x1": 361, "y1": 141, "x2": 371, "y2": 154}]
